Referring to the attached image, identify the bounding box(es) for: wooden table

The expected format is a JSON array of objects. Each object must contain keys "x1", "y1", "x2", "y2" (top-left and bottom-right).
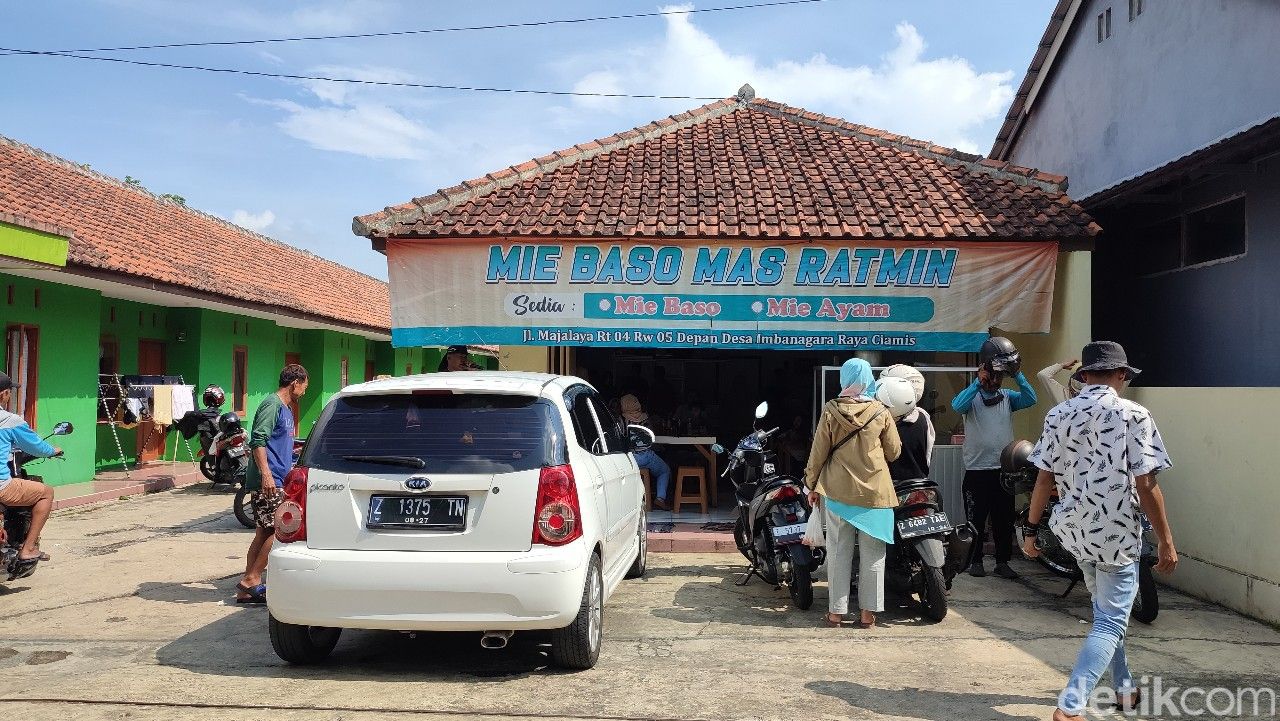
[{"x1": 654, "y1": 436, "x2": 719, "y2": 506}]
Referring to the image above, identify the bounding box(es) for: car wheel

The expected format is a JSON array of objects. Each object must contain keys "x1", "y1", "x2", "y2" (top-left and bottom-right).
[
  {"x1": 233, "y1": 488, "x2": 256, "y2": 529},
  {"x1": 551, "y1": 553, "x2": 603, "y2": 670},
  {"x1": 625, "y1": 499, "x2": 647, "y2": 579},
  {"x1": 268, "y1": 614, "x2": 341, "y2": 665}
]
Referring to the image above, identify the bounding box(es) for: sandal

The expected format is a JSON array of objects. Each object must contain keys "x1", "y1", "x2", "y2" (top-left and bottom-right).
[
  {"x1": 823, "y1": 613, "x2": 844, "y2": 626},
  {"x1": 7, "y1": 556, "x2": 39, "y2": 581},
  {"x1": 856, "y1": 612, "x2": 876, "y2": 629},
  {"x1": 234, "y1": 582, "x2": 267, "y2": 604},
  {"x1": 1116, "y1": 690, "x2": 1142, "y2": 713}
]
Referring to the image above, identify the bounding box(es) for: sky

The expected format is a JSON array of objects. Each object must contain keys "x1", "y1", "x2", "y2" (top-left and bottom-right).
[{"x1": 1, "y1": 0, "x2": 1055, "y2": 281}]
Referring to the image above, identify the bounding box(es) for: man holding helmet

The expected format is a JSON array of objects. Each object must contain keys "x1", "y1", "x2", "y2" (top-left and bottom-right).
[{"x1": 951, "y1": 336, "x2": 1037, "y2": 579}]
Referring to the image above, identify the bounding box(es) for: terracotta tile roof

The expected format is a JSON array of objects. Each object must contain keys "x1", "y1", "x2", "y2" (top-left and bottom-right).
[
  {"x1": 355, "y1": 89, "x2": 1098, "y2": 242},
  {"x1": 0, "y1": 135, "x2": 390, "y2": 334}
]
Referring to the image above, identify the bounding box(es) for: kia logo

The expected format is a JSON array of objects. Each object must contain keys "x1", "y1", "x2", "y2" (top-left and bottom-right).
[{"x1": 404, "y1": 476, "x2": 432, "y2": 491}]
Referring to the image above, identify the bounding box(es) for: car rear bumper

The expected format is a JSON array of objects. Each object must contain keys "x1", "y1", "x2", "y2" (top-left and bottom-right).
[{"x1": 266, "y1": 540, "x2": 589, "y2": 631}]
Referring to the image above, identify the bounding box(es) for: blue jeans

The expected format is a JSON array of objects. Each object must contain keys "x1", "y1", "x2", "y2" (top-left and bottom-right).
[
  {"x1": 634, "y1": 450, "x2": 672, "y2": 500},
  {"x1": 1059, "y1": 560, "x2": 1138, "y2": 714}
]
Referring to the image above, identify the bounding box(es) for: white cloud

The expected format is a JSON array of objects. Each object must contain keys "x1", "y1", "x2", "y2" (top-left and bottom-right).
[
  {"x1": 248, "y1": 65, "x2": 437, "y2": 160},
  {"x1": 570, "y1": 10, "x2": 1014, "y2": 152},
  {"x1": 231, "y1": 209, "x2": 275, "y2": 232}
]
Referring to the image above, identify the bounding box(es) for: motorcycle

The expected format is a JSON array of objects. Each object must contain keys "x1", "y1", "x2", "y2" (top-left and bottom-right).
[
  {"x1": 714, "y1": 402, "x2": 824, "y2": 610},
  {"x1": 1002, "y1": 441, "x2": 1160, "y2": 623},
  {"x1": 231, "y1": 435, "x2": 306, "y2": 530},
  {"x1": 3, "y1": 421, "x2": 72, "y2": 581},
  {"x1": 883, "y1": 477, "x2": 976, "y2": 622}
]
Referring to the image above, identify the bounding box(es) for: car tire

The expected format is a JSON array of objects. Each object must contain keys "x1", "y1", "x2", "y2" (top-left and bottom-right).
[
  {"x1": 550, "y1": 553, "x2": 603, "y2": 670},
  {"x1": 233, "y1": 488, "x2": 256, "y2": 529},
  {"x1": 268, "y1": 614, "x2": 341, "y2": 665},
  {"x1": 625, "y1": 500, "x2": 647, "y2": 579}
]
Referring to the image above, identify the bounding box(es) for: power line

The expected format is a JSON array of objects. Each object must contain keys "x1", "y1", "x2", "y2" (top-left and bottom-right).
[
  {"x1": 0, "y1": 47, "x2": 728, "y2": 100},
  {"x1": 3, "y1": 0, "x2": 828, "y2": 55}
]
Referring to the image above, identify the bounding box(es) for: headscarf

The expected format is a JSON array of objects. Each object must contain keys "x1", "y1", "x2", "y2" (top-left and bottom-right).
[
  {"x1": 620, "y1": 394, "x2": 649, "y2": 424},
  {"x1": 838, "y1": 358, "x2": 877, "y2": 400}
]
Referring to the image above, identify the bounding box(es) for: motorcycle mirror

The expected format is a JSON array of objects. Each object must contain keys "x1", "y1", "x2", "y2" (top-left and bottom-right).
[
  {"x1": 52, "y1": 421, "x2": 73, "y2": 436},
  {"x1": 754, "y1": 402, "x2": 769, "y2": 419},
  {"x1": 711, "y1": 444, "x2": 725, "y2": 454}
]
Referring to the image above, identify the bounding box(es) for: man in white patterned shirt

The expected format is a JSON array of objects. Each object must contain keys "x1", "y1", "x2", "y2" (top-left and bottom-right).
[{"x1": 1025, "y1": 341, "x2": 1178, "y2": 721}]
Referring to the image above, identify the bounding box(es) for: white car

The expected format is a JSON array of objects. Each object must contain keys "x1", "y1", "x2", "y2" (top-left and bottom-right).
[{"x1": 265, "y1": 372, "x2": 650, "y2": 670}]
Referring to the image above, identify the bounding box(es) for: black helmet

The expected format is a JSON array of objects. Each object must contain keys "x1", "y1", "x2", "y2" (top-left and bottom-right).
[
  {"x1": 202, "y1": 384, "x2": 226, "y2": 409},
  {"x1": 980, "y1": 336, "x2": 1021, "y2": 375},
  {"x1": 1000, "y1": 439, "x2": 1035, "y2": 472},
  {"x1": 217, "y1": 411, "x2": 243, "y2": 434}
]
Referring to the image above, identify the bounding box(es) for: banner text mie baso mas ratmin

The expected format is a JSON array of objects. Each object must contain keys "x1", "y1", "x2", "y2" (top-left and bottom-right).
[{"x1": 386, "y1": 241, "x2": 1059, "y2": 351}]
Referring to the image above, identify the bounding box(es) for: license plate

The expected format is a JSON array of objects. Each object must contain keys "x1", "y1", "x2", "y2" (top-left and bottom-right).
[
  {"x1": 228, "y1": 446, "x2": 246, "y2": 457},
  {"x1": 368, "y1": 495, "x2": 468, "y2": 530},
  {"x1": 773, "y1": 522, "x2": 806, "y2": 540},
  {"x1": 896, "y1": 512, "x2": 951, "y2": 539}
]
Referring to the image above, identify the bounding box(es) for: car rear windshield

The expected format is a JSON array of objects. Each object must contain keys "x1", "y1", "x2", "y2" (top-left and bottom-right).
[{"x1": 303, "y1": 392, "x2": 567, "y2": 475}]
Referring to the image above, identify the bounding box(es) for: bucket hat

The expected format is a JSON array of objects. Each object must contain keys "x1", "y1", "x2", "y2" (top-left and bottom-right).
[{"x1": 1072, "y1": 341, "x2": 1141, "y2": 382}]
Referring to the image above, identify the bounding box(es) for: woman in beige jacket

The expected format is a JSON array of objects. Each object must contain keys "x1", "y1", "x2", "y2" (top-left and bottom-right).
[{"x1": 804, "y1": 358, "x2": 901, "y2": 628}]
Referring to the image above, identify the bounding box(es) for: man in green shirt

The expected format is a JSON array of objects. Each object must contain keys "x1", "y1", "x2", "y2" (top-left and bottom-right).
[{"x1": 235, "y1": 364, "x2": 308, "y2": 604}]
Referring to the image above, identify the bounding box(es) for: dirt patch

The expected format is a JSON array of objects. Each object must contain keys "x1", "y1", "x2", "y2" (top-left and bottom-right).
[{"x1": 25, "y1": 650, "x2": 71, "y2": 665}]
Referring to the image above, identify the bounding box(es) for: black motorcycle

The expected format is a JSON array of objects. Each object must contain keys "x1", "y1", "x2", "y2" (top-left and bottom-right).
[
  {"x1": 3, "y1": 421, "x2": 72, "y2": 581},
  {"x1": 884, "y1": 477, "x2": 975, "y2": 621},
  {"x1": 715, "y1": 402, "x2": 824, "y2": 610},
  {"x1": 1002, "y1": 441, "x2": 1159, "y2": 623}
]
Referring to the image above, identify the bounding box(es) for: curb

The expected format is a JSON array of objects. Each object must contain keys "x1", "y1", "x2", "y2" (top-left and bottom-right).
[
  {"x1": 647, "y1": 530, "x2": 737, "y2": 553},
  {"x1": 53, "y1": 471, "x2": 206, "y2": 511}
]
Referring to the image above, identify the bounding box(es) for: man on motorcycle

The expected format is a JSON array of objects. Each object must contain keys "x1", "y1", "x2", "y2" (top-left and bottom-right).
[
  {"x1": 0, "y1": 372, "x2": 59, "y2": 579},
  {"x1": 1024, "y1": 342, "x2": 1177, "y2": 721},
  {"x1": 951, "y1": 336, "x2": 1037, "y2": 580}
]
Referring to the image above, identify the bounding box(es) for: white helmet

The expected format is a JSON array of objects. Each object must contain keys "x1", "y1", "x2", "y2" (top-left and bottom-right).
[
  {"x1": 875, "y1": 376, "x2": 918, "y2": 419},
  {"x1": 880, "y1": 364, "x2": 925, "y2": 403}
]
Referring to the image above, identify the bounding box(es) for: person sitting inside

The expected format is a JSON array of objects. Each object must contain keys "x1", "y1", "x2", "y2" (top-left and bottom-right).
[
  {"x1": 620, "y1": 394, "x2": 673, "y2": 510},
  {"x1": 0, "y1": 372, "x2": 60, "y2": 580}
]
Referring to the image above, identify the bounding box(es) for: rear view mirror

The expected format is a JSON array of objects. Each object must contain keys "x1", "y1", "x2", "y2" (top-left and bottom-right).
[
  {"x1": 627, "y1": 424, "x2": 656, "y2": 452},
  {"x1": 52, "y1": 421, "x2": 73, "y2": 436},
  {"x1": 754, "y1": 402, "x2": 769, "y2": 419}
]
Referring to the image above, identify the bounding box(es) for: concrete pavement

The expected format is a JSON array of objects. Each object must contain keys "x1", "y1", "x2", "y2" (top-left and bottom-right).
[{"x1": 1, "y1": 486, "x2": 1277, "y2": 720}]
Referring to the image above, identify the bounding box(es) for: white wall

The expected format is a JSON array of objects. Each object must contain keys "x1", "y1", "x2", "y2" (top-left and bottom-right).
[
  {"x1": 1007, "y1": 0, "x2": 1280, "y2": 199},
  {"x1": 1126, "y1": 387, "x2": 1280, "y2": 624}
]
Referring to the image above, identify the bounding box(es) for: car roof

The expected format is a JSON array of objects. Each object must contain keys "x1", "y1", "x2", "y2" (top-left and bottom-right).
[{"x1": 338, "y1": 371, "x2": 586, "y2": 399}]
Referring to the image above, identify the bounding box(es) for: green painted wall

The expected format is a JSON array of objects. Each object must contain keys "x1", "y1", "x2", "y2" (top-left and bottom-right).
[{"x1": 0, "y1": 273, "x2": 100, "y2": 486}]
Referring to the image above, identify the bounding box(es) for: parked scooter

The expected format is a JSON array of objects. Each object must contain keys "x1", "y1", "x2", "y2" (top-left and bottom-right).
[
  {"x1": 2, "y1": 421, "x2": 72, "y2": 581},
  {"x1": 1002, "y1": 440, "x2": 1159, "y2": 623},
  {"x1": 714, "y1": 402, "x2": 824, "y2": 610}
]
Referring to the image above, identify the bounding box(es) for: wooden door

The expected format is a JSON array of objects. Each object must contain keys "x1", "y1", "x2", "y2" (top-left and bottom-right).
[
  {"x1": 137, "y1": 339, "x2": 167, "y2": 462},
  {"x1": 285, "y1": 352, "x2": 302, "y2": 433}
]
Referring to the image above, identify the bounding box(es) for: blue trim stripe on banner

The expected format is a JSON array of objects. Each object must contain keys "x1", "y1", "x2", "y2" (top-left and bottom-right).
[{"x1": 393, "y1": 326, "x2": 988, "y2": 352}]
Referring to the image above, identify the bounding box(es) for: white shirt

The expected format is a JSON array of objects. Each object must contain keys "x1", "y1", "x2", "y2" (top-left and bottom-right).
[{"x1": 1028, "y1": 385, "x2": 1172, "y2": 566}]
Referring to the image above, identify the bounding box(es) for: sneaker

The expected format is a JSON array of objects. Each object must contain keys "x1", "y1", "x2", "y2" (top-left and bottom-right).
[
  {"x1": 968, "y1": 561, "x2": 986, "y2": 577},
  {"x1": 994, "y1": 563, "x2": 1020, "y2": 579}
]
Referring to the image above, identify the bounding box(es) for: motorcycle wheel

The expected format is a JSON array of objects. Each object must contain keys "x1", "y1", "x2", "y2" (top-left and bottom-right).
[
  {"x1": 920, "y1": 565, "x2": 949, "y2": 622},
  {"x1": 233, "y1": 488, "x2": 257, "y2": 529},
  {"x1": 1131, "y1": 560, "x2": 1159, "y2": 624},
  {"x1": 199, "y1": 455, "x2": 218, "y2": 482},
  {"x1": 789, "y1": 556, "x2": 814, "y2": 610}
]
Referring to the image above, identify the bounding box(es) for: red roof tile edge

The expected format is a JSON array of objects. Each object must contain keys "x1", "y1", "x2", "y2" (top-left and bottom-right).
[
  {"x1": 1, "y1": 134, "x2": 391, "y2": 333},
  {"x1": 353, "y1": 93, "x2": 1072, "y2": 239},
  {"x1": 0, "y1": 210, "x2": 76, "y2": 240}
]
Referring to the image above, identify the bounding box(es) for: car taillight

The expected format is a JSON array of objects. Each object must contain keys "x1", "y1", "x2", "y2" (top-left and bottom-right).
[
  {"x1": 532, "y1": 465, "x2": 582, "y2": 546},
  {"x1": 274, "y1": 466, "x2": 308, "y2": 543}
]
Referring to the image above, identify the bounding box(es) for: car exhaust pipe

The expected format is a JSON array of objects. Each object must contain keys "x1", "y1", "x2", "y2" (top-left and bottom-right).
[{"x1": 480, "y1": 631, "x2": 513, "y2": 649}]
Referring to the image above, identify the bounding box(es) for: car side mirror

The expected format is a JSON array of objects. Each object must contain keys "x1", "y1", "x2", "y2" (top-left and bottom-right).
[
  {"x1": 627, "y1": 424, "x2": 656, "y2": 451},
  {"x1": 711, "y1": 443, "x2": 725, "y2": 454},
  {"x1": 52, "y1": 421, "x2": 73, "y2": 436},
  {"x1": 754, "y1": 402, "x2": 769, "y2": 419}
]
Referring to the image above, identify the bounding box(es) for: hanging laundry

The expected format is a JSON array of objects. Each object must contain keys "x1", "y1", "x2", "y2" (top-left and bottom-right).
[
  {"x1": 153, "y1": 385, "x2": 174, "y2": 425},
  {"x1": 120, "y1": 398, "x2": 144, "y2": 428},
  {"x1": 170, "y1": 385, "x2": 195, "y2": 421}
]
